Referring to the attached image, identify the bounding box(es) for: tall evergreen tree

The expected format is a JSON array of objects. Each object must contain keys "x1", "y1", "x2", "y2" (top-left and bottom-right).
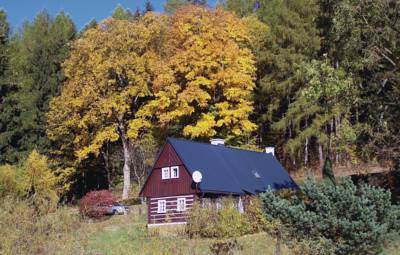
[
  {"x1": 327, "y1": 0, "x2": 400, "y2": 161},
  {"x1": 164, "y1": 0, "x2": 207, "y2": 14},
  {"x1": 0, "y1": 11, "x2": 76, "y2": 164},
  {"x1": 249, "y1": 0, "x2": 321, "y2": 167},
  {"x1": 222, "y1": 0, "x2": 255, "y2": 17},
  {"x1": 80, "y1": 19, "x2": 97, "y2": 36},
  {"x1": 0, "y1": 10, "x2": 12, "y2": 164},
  {"x1": 0, "y1": 9, "x2": 9, "y2": 77},
  {"x1": 112, "y1": 5, "x2": 133, "y2": 20},
  {"x1": 133, "y1": 8, "x2": 141, "y2": 20},
  {"x1": 143, "y1": 0, "x2": 155, "y2": 14}
]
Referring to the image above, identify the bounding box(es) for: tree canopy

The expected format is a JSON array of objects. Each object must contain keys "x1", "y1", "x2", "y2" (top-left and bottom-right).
[
  {"x1": 47, "y1": 13, "x2": 166, "y2": 199},
  {"x1": 142, "y1": 6, "x2": 257, "y2": 143}
]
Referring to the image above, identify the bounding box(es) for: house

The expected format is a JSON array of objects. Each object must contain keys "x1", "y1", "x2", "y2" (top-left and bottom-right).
[{"x1": 139, "y1": 137, "x2": 298, "y2": 227}]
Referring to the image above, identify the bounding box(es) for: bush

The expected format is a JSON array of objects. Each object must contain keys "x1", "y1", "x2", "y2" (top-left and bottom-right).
[
  {"x1": 0, "y1": 164, "x2": 20, "y2": 197},
  {"x1": 243, "y1": 197, "x2": 269, "y2": 233},
  {"x1": 79, "y1": 190, "x2": 116, "y2": 219},
  {"x1": 261, "y1": 177, "x2": 400, "y2": 255},
  {"x1": 209, "y1": 239, "x2": 243, "y2": 255},
  {"x1": 0, "y1": 151, "x2": 59, "y2": 214},
  {"x1": 0, "y1": 196, "x2": 85, "y2": 254},
  {"x1": 20, "y1": 150, "x2": 59, "y2": 214},
  {"x1": 186, "y1": 198, "x2": 252, "y2": 238}
]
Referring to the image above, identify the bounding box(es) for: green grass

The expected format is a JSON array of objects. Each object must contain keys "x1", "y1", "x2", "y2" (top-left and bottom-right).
[
  {"x1": 83, "y1": 211, "x2": 400, "y2": 255},
  {"x1": 2, "y1": 200, "x2": 398, "y2": 255},
  {"x1": 85, "y1": 213, "x2": 290, "y2": 255}
]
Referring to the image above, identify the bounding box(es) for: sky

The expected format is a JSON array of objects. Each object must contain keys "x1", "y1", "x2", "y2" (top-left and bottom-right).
[{"x1": 0, "y1": 0, "x2": 218, "y2": 32}]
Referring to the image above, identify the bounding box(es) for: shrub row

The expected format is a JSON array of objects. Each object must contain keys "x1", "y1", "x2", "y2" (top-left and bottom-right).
[
  {"x1": 186, "y1": 197, "x2": 267, "y2": 238},
  {"x1": 261, "y1": 177, "x2": 400, "y2": 255}
]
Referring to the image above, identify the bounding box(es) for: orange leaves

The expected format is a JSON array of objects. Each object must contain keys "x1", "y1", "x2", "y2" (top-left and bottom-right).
[
  {"x1": 149, "y1": 5, "x2": 257, "y2": 141},
  {"x1": 48, "y1": 14, "x2": 165, "y2": 162}
]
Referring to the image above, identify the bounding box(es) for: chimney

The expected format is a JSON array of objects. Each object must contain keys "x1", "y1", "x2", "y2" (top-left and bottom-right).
[
  {"x1": 265, "y1": 146, "x2": 275, "y2": 156},
  {"x1": 210, "y1": 138, "x2": 225, "y2": 146}
]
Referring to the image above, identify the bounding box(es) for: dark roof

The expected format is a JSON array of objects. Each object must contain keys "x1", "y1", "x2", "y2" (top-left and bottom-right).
[{"x1": 168, "y1": 137, "x2": 298, "y2": 195}]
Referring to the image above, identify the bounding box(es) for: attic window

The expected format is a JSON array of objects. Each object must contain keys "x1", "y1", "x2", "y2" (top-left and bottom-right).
[
  {"x1": 252, "y1": 170, "x2": 261, "y2": 179},
  {"x1": 171, "y1": 166, "x2": 179, "y2": 178},
  {"x1": 162, "y1": 167, "x2": 170, "y2": 179}
]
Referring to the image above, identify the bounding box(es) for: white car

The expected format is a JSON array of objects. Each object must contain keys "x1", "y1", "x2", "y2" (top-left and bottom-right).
[{"x1": 107, "y1": 204, "x2": 128, "y2": 215}]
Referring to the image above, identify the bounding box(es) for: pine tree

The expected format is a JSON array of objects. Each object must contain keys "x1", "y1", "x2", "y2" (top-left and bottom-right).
[
  {"x1": 143, "y1": 0, "x2": 155, "y2": 14},
  {"x1": 244, "y1": 0, "x2": 322, "y2": 167},
  {"x1": 327, "y1": 0, "x2": 400, "y2": 160},
  {"x1": 133, "y1": 8, "x2": 141, "y2": 20},
  {"x1": 0, "y1": 11, "x2": 76, "y2": 164},
  {"x1": 0, "y1": 9, "x2": 9, "y2": 77},
  {"x1": 322, "y1": 157, "x2": 335, "y2": 184},
  {"x1": 223, "y1": 0, "x2": 255, "y2": 17},
  {"x1": 261, "y1": 178, "x2": 398, "y2": 254},
  {"x1": 164, "y1": 0, "x2": 207, "y2": 14},
  {"x1": 112, "y1": 5, "x2": 133, "y2": 20},
  {"x1": 0, "y1": 10, "x2": 12, "y2": 164},
  {"x1": 80, "y1": 19, "x2": 97, "y2": 36}
]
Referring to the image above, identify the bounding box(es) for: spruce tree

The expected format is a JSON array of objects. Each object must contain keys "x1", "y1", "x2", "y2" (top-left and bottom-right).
[
  {"x1": 164, "y1": 0, "x2": 207, "y2": 14},
  {"x1": 143, "y1": 0, "x2": 155, "y2": 14},
  {"x1": 0, "y1": 9, "x2": 9, "y2": 76},
  {"x1": 112, "y1": 5, "x2": 133, "y2": 20},
  {"x1": 251, "y1": 0, "x2": 321, "y2": 166},
  {"x1": 0, "y1": 11, "x2": 76, "y2": 164},
  {"x1": 133, "y1": 8, "x2": 141, "y2": 20},
  {"x1": 0, "y1": 10, "x2": 12, "y2": 164},
  {"x1": 322, "y1": 157, "x2": 335, "y2": 184},
  {"x1": 80, "y1": 19, "x2": 97, "y2": 36}
]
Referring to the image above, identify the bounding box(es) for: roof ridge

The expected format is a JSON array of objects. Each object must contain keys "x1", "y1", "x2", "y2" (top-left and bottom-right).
[{"x1": 167, "y1": 137, "x2": 269, "y2": 156}]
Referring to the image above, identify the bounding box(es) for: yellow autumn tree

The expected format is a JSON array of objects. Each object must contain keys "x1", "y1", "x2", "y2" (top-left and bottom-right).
[
  {"x1": 141, "y1": 5, "x2": 257, "y2": 142},
  {"x1": 47, "y1": 13, "x2": 166, "y2": 199},
  {"x1": 20, "y1": 150, "x2": 58, "y2": 214}
]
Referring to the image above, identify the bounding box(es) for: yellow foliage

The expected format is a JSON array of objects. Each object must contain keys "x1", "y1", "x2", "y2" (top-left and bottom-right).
[
  {"x1": 20, "y1": 150, "x2": 59, "y2": 214},
  {"x1": 47, "y1": 14, "x2": 166, "y2": 163},
  {"x1": 242, "y1": 15, "x2": 270, "y2": 52},
  {"x1": 145, "y1": 6, "x2": 257, "y2": 141},
  {"x1": 0, "y1": 164, "x2": 20, "y2": 197}
]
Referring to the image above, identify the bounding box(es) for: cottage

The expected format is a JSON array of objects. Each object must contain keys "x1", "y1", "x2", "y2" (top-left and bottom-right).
[{"x1": 139, "y1": 137, "x2": 297, "y2": 227}]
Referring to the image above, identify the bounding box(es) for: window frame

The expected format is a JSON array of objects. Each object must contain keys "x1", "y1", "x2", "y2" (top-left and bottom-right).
[
  {"x1": 176, "y1": 197, "x2": 186, "y2": 212},
  {"x1": 157, "y1": 200, "x2": 166, "y2": 213},
  {"x1": 161, "y1": 167, "x2": 170, "y2": 180},
  {"x1": 170, "y1": 166, "x2": 179, "y2": 179}
]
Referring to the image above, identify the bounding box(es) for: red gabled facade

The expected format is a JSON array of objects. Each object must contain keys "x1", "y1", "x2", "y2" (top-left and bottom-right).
[{"x1": 140, "y1": 142, "x2": 197, "y2": 226}]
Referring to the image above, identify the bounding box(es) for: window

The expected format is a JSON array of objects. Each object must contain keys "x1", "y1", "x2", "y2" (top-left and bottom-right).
[
  {"x1": 171, "y1": 166, "x2": 179, "y2": 178},
  {"x1": 157, "y1": 200, "x2": 166, "y2": 213},
  {"x1": 161, "y1": 167, "x2": 170, "y2": 179},
  {"x1": 177, "y1": 198, "x2": 186, "y2": 212}
]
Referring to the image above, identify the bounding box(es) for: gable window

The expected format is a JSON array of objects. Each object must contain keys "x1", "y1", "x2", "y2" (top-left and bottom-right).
[
  {"x1": 161, "y1": 167, "x2": 170, "y2": 179},
  {"x1": 171, "y1": 166, "x2": 179, "y2": 178},
  {"x1": 177, "y1": 198, "x2": 186, "y2": 212},
  {"x1": 157, "y1": 200, "x2": 166, "y2": 213}
]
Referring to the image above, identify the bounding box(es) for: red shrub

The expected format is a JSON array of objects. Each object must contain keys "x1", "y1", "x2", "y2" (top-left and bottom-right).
[{"x1": 79, "y1": 190, "x2": 116, "y2": 219}]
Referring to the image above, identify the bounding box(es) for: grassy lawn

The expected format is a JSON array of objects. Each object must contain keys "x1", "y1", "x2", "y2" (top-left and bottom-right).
[
  {"x1": 81, "y1": 209, "x2": 400, "y2": 255},
  {"x1": 84, "y1": 212, "x2": 290, "y2": 255}
]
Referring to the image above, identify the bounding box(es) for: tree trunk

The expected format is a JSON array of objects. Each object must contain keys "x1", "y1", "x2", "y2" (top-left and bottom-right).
[
  {"x1": 318, "y1": 143, "x2": 324, "y2": 168},
  {"x1": 119, "y1": 122, "x2": 131, "y2": 200},
  {"x1": 335, "y1": 116, "x2": 340, "y2": 164},
  {"x1": 274, "y1": 235, "x2": 281, "y2": 255},
  {"x1": 101, "y1": 145, "x2": 111, "y2": 189},
  {"x1": 304, "y1": 118, "x2": 308, "y2": 166}
]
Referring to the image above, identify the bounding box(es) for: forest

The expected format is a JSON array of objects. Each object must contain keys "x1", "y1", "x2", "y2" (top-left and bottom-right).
[{"x1": 0, "y1": 0, "x2": 399, "y2": 202}]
